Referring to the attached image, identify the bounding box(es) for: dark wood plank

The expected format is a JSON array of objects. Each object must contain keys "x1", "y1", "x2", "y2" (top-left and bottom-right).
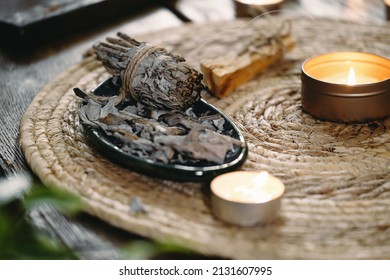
[
  {"x1": 334, "y1": 0, "x2": 385, "y2": 22},
  {"x1": 291, "y1": 0, "x2": 384, "y2": 22},
  {"x1": 292, "y1": 0, "x2": 346, "y2": 18},
  {"x1": 29, "y1": 206, "x2": 122, "y2": 259},
  {"x1": 168, "y1": 0, "x2": 385, "y2": 23}
]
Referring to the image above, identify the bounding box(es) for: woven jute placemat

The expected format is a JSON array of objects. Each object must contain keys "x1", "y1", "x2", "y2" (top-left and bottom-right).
[{"x1": 20, "y1": 16, "x2": 390, "y2": 259}]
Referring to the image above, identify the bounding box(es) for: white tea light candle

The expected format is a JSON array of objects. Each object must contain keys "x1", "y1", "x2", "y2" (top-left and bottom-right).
[{"x1": 210, "y1": 171, "x2": 285, "y2": 226}]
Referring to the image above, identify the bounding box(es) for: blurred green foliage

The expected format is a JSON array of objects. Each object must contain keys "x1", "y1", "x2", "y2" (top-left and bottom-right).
[
  {"x1": 0, "y1": 176, "x2": 195, "y2": 260},
  {"x1": 0, "y1": 177, "x2": 83, "y2": 259},
  {"x1": 121, "y1": 240, "x2": 194, "y2": 260}
]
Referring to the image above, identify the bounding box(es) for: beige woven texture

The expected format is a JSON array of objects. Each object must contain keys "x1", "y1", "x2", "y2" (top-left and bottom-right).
[{"x1": 20, "y1": 17, "x2": 390, "y2": 259}]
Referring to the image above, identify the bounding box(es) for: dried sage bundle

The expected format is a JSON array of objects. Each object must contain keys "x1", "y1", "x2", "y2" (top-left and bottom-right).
[
  {"x1": 93, "y1": 32, "x2": 206, "y2": 111},
  {"x1": 75, "y1": 34, "x2": 243, "y2": 165}
]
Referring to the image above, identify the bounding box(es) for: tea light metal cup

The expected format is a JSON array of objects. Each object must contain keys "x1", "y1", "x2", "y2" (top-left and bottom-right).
[
  {"x1": 235, "y1": 0, "x2": 284, "y2": 17},
  {"x1": 385, "y1": 0, "x2": 390, "y2": 20},
  {"x1": 210, "y1": 171, "x2": 285, "y2": 226},
  {"x1": 301, "y1": 52, "x2": 390, "y2": 123}
]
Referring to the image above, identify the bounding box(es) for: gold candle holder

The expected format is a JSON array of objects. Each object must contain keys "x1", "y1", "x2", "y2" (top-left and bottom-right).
[
  {"x1": 235, "y1": 0, "x2": 284, "y2": 17},
  {"x1": 301, "y1": 52, "x2": 390, "y2": 123},
  {"x1": 210, "y1": 171, "x2": 285, "y2": 226}
]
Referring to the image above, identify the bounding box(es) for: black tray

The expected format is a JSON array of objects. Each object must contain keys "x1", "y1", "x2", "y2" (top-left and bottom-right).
[{"x1": 81, "y1": 78, "x2": 248, "y2": 182}]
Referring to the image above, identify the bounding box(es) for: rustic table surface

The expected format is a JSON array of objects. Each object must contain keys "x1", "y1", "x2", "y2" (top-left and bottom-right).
[{"x1": 0, "y1": 0, "x2": 388, "y2": 259}]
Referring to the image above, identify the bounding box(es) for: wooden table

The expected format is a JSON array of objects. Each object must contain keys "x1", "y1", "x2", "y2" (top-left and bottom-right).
[{"x1": 0, "y1": 0, "x2": 387, "y2": 259}]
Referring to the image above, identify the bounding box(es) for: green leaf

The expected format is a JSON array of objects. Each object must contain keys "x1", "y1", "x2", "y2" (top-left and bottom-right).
[
  {"x1": 121, "y1": 240, "x2": 159, "y2": 259},
  {"x1": 0, "y1": 179, "x2": 81, "y2": 260},
  {"x1": 121, "y1": 239, "x2": 193, "y2": 260},
  {"x1": 0, "y1": 209, "x2": 76, "y2": 260},
  {"x1": 24, "y1": 185, "x2": 83, "y2": 215},
  {"x1": 154, "y1": 240, "x2": 193, "y2": 255},
  {"x1": 0, "y1": 212, "x2": 11, "y2": 242},
  {"x1": 11, "y1": 232, "x2": 76, "y2": 260}
]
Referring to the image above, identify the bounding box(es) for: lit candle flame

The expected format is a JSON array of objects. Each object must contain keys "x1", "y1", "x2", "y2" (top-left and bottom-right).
[
  {"x1": 252, "y1": 171, "x2": 269, "y2": 186},
  {"x1": 232, "y1": 171, "x2": 272, "y2": 203},
  {"x1": 347, "y1": 67, "x2": 356, "y2": 85}
]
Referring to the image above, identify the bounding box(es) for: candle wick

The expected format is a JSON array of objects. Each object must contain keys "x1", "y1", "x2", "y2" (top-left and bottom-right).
[{"x1": 347, "y1": 67, "x2": 356, "y2": 85}]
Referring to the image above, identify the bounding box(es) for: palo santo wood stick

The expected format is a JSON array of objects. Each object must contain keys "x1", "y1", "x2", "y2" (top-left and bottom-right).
[{"x1": 200, "y1": 21, "x2": 295, "y2": 98}]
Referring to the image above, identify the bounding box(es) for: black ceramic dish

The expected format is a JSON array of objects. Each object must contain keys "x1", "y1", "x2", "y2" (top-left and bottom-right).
[{"x1": 80, "y1": 78, "x2": 248, "y2": 182}]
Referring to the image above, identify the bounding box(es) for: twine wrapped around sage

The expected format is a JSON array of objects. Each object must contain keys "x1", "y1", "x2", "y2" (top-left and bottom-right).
[{"x1": 93, "y1": 32, "x2": 206, "y2": 111}]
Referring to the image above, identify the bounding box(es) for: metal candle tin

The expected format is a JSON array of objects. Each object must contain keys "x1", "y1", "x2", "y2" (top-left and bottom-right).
[
  {"x1": 235, "y1": 0, "x2": 284, "y2": 17},
  {"x1": 210, "y1": 171, "x2": 285, "y2": 226},
  {"x1": 301, "y1": 52, "x2": 390, "y2": 123}
]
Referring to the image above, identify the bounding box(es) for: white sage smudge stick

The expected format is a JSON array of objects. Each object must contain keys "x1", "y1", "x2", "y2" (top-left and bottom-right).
[
  {"x1": 75, "y1": 33, "x2": 244, "y2": 165},
  {"x1": 93, "y1": 32, "x2": 207, "y2": 110}
]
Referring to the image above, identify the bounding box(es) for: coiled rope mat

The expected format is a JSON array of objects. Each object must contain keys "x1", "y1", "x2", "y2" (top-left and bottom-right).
[{"x1": 20, "y1": 16, "x2": 390, "y2": 259}]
